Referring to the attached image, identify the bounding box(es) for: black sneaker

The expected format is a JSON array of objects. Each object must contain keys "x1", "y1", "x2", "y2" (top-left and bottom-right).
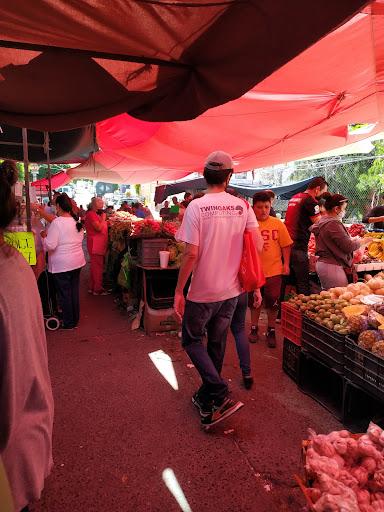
[
  {"x1": 192, "y1": 393, "x2": 213, "y2": 419},
  {"x1": 266, "y1": 328, "x2": 276, "y2": 348},
  {"x1": 248, "y1": 327, "x2": 259, "y2": 344},
  {"x1": 201, "y1": 398, "x2": 244, "y2": 426},
  {"x1": 243, "y1": 376, "x2": 254, "y2": 390}
]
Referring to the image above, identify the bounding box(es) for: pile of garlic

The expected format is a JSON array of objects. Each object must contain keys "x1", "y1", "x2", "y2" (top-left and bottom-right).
[{"x1": 305, "y1": 423, "x2": 384, "y2": 512}]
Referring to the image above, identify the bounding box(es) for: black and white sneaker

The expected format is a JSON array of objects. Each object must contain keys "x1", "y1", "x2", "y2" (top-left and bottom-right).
[
  {"x1": 201, "y1": 398, "x2": 244, "y2": 426},
  {"x1": 192, "y1": 393, "x2": 213, "y2": 419}
]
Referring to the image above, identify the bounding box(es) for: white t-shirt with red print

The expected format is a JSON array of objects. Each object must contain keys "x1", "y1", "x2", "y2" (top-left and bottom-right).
[{"x1": 176, "y1": 192, "x2": 258, "y2": 303}]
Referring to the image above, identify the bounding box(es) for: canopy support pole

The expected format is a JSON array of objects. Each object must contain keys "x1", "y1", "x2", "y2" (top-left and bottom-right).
[
  {"x1": 22, "y1": 127, "x2": 31, "y2": 232},
  {"x1": 44, "y1": 132, "x2": 52, "y2": 201}
]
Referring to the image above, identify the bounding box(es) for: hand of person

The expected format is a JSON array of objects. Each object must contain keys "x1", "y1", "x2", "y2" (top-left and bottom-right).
[
  {"x1": 174, "y1": 291, "x2": 185, "y2": 322},
  {"x1": 282, "y1": 263, "x2": 290, "y2": 275},
  {"x1": 40, "y1": 230, "x2": 47, "y2": 238},
  {"x1": 101, "y1": 213, "x2": 106, "y2": 222},
  {"x1": 362, "y1": 236, "x2": 374, "y2": 245},
  {"x1": 30, "y1": 203, "x2": 42, "y2": 212},
  {"x1": 253, "y1": 289, "x2": 262, "y2": 308}
]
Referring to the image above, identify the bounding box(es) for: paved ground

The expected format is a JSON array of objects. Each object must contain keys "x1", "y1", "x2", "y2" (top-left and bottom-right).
[{"x1": 30, "y1": 256, "x2": 342, "y2": 512}]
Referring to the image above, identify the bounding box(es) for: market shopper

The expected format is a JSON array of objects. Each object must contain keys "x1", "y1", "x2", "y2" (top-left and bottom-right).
[
  {"x1": 78, "y1": 204, "x2": 87, "y2": 224},
  {"x1": 139, "y1": 202, "x2": 154, "y2": 219},
  {"x1": 362, "y1": 196, "x2": 384, "y2": 229},
  {"x1": 309, "y1": 193, "x2": 373, "y2": 290},
  {"x1": 225, "y1": 187, "x2": 261, "y2": 389},
  {"x1": 170, "y1": 196, "x2": 180, "y2": 221},
  {"x1": 160, "y1": 200, "x2": 171, "y2": 221},
  {"x1": 249, "y1": 192, "x2": 292, "y2": 347},
  {"x1": 41, "y1": 194, "x2": 86, "y2": 329},
  {"x1": 0, "y1": 159, "x2": 54, "y2": 512},
  {"x1": 284, "y1": 177, "x2": 328, "y2": 295},
  {"x1": 132, "y1": 203, "x2": 145, "y2": 219},
  {"x1": 179, "y1": 192, "x2": 192, "y2": 220},
  {"x1": 174, "y1": 150, "x2": 263, "y2": 426},
  {"x1": 84, "y1": 197, "x2": 110, "y2": 296}
]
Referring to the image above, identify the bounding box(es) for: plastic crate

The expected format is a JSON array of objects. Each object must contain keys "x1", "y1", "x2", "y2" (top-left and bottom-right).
[
  {"x1": 342, "y1": 380, "x2": 384, "y2": 433},
  {"x1": 301, "y1": 316, "x2": 346, "y2": 374},
  {"x1": 137, "y1": 238, "x2": 168, "y2": 267},
  {"x1": 344, "y1": 337, "x2": 384, "y2": 401},
  {"x1": 281, "y1": 302, "x2": 303, "y2": 346},
  {"x1": 282, "y1": 337, "x2": 301, "y2": 382},
  {"x1": 147, "y1": 273, "x2": 178, "y2": 310},
  {"x1": 298, "y1": 351, "x2": 344, "y2": 421}
]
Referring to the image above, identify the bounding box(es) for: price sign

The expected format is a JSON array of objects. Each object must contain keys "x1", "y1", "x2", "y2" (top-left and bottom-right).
[{"x1": 4, "y1": 232, "x2": 36, "y2": 265}]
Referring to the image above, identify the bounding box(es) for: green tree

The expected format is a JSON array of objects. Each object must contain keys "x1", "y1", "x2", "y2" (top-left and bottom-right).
[
  {"x1": 134, "y1": 184, "x2": 140, "y2": 195},
  {"x1": 36, "y1": 163, "x2": 71, "y2": 180},
  {"x1": 357, "y1": 140, "x2": 384, "y2": 208}
]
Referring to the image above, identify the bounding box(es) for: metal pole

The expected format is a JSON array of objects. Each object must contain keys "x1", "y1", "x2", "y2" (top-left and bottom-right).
[
  {"x1": 44, "y1": 132, "x2": 52, "y2": 203},
  {"x1": 22, "y1": 127, "x2": 31, "y2": 232},
  {"x1": 44, "y1": 132, "x2": 52, "y2": 202}
]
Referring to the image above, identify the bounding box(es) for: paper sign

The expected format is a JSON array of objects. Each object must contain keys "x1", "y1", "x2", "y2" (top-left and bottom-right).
[
  {"x1": 13, "y1": 181, "x2": 23, "y2": 197},
  {"x1": 29, "y1": 185, "x2": 37, "y2": 203},
  {"x1": 4, "y1": 232, "x2": 36, "y2": 265}
]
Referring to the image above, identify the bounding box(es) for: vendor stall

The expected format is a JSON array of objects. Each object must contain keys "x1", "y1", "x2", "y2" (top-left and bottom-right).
[{"x1": 107, "y1": 216, "x2": 183, "y2": 333}]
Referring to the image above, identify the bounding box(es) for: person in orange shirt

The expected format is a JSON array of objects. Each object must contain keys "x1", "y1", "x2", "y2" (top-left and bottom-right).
[{"x1": 249, "y1": 192, "x2": 292, "y2": 348}]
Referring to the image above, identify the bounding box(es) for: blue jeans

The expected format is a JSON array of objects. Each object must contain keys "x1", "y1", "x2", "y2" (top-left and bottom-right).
[
  {"x1": 181, "y1": 297, "x2": 238, "y2": 403},
  {"x1": 54, "y1": 268, "x2": 81, "y2": 328},
  {"x1": 230, "y1": 292, "x2": 251, "y2": 377}
]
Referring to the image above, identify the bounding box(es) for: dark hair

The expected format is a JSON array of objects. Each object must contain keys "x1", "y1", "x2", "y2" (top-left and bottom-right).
[
  {"x1": 0, "y1": 160, "x2": 18, "y2": 187},
  {"x1": 252, "y1": 192, "x2": 271, "y2": 205},
  {"x1": 226, "y1": 188, "x2": 239, "y2": 197},
  {"x1": 0, "y1": 161, "x2": 18, "y2": 230},
  {"x1": 184, "y1": 192, "x2": 192, "y2": 200},
  {"x1": 317, "y1": 192, "x2": 327, "y2": 207},
  {"x1": 307, "y1": 177, "x2": 328, "y2": 190},
  {"x1": 132, "y1": 202, "x2": 139, "y2": 209},
  {"x1": 192, "y1": 192, "x2": 205, "y2": 200},
  {"x1": 203, "y1": 168, "x2": 232, "y2": 186},
  {"x1": 56, "y1": 194, "x2": 83, "y2": 232},
  {"x1": 264, "y1": 189, "x2": 275, "y2": 200},
  {"x1": 321, "y1": 192, "x2": 348, "y2": 211}
]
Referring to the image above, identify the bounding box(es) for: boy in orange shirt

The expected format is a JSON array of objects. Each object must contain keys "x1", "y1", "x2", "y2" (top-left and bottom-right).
[{"x1": 249, "y1": 192, "x2": 292, "y2": 347}]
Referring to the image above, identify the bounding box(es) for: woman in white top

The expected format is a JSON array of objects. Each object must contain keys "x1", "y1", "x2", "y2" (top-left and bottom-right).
[{"x1": 41, "y1": 194, "x2": 85, "y2": 330}]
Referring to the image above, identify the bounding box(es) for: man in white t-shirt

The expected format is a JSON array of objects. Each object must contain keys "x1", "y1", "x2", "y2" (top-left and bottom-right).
[{"x1": 174, "y1": 151, "x2": 263, "y2": 427}]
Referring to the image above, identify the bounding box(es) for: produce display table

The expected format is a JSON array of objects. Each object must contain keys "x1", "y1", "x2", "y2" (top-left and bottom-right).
[{"x1": 281, "y1": 300, "x2": 384, "y2": 432}]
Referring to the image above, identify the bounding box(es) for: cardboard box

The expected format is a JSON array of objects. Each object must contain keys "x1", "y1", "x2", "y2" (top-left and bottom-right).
[{"x1": 143, "y1": 304, "x2": 181, "y2": 333}]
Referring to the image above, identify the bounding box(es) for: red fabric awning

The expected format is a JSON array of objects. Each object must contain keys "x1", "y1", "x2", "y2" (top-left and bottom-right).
[
  {"x1": 0, "y1": 0, "x2": 368, "y2": 131},
  {"x1": 66, "y1": 151, "x2": 187, "y2": 184},
  {"x1": 31, "y1": 171, "x2": 71, "y2": 191},
  {"x1": 84, "y1": 1, "x2": 384, "y2": 181}
]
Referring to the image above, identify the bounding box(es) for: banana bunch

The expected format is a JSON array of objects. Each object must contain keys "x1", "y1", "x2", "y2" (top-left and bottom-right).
[{"x1": 368, "y1": 241, "x2": 384, "y2": 260}]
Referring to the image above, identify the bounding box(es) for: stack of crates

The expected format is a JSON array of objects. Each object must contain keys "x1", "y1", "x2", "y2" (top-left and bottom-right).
[
  {"x1": 281, "y1": 302, "x2": 302, "y2": 383},
  {"x1": 343, "y1": 337, "x2": 384, "y2": 432},
  {"x1": 299, "y1": 316, "x2": 346, "y2": 421}
]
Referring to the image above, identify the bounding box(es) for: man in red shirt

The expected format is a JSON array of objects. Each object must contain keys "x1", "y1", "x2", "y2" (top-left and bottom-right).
[{"x1": 284, "y1": 177, "x2": 328, "y2": 295}]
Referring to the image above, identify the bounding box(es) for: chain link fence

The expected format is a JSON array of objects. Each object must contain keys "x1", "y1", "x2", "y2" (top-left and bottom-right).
[{"x1": 260, "y1": 152, "x2": 384, "y2": 224}]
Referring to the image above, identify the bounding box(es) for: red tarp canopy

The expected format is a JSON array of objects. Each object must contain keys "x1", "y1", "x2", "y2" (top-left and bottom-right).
[
  {"x1": 66, "y1": 1, "x2": 384, "y2": 183},
  {"x1": 31, "y1": 171, "x2": 71, "y2": 192},
  {"x1": 0, "y1": 0, "x2": 368, "y2": 131}
]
